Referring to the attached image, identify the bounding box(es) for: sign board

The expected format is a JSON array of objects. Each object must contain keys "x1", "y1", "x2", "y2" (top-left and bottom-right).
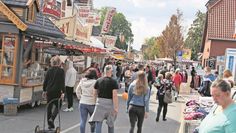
[
  {"x1": 76, "y1": 6, "x2": 100, "y2": 26},
  {"x1": 225, "y1": 48, "x2": 236, "y2": 82},
  {"x1": 182, "y1": 49, "x2": 191, "y2": 60},
  {"x1": 55, "y1": 16, "x2": 76, "y2": 39},
  {"x1": 42, "y1": 0, "x2": 61, "y2": 19},
  {"x1": 104, "y1": 35, "x2": 117, "y2": 48},
  {"x1": 74, "y1": 21, "x2": 92, "y2": 41},
  {"x1": 44, "y1": 47, "x2": 68, "y2": 55},
  {"x1": 86, "y1": 13, "x2": 101, "y2": 26},
  {"x1": 78, "y1": 6, "x2": 90, "y2": 18},
  {"x1": 101, "y1": 7, "x2": 116, "y2": 33}
]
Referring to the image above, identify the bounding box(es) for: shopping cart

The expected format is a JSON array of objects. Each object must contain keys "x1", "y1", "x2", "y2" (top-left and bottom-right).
[{"x1": 34, "y1": 98, "x2": 62, "y2": 133}]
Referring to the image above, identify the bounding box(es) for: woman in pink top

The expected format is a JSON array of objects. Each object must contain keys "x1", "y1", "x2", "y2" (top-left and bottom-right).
[{"x1": 172, "y1": 69, "x2": 182, "y2": 101}]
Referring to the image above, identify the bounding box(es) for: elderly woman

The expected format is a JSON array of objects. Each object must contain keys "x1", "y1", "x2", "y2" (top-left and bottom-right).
[
  {"x1": 198, "y1": 79, "x2": 236, "y2": 133},
  {"x1": 172, "y1": 69, "x2": 182, "y2": 101}
]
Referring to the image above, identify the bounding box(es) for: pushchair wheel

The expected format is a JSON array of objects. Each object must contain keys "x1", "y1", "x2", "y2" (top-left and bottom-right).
[
  {"x1": 34, "y1": 125, "x2": 40, "y2": 133},
  {"x1": 55, "y1": 127, "x2": 60, "y2": 133}
]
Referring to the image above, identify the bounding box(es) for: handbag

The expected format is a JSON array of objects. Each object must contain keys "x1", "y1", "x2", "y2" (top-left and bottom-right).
[{"x1": 164, "y1": 89, "x2": 172, "y2": 103}]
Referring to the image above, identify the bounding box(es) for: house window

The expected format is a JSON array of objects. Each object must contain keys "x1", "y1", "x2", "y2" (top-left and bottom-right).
[
  {"x1": 0, "y1": 35, "x2": 17, "y2": 84},
  {"x1": 27, "y1": 4, "x2": 35, "y2": 22}
]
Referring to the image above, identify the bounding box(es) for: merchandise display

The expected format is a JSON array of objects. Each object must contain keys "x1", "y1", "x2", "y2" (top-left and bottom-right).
[{"x1": 183, "y1": 97, "x2": 215, "y2": 133}]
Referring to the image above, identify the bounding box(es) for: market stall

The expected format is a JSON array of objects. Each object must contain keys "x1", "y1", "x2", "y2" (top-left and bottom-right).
[{"x1": 0, "y1": 0, "x2": 67, "y2": 107}]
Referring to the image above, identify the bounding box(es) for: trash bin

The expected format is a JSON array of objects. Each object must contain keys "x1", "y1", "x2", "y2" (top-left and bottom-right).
[{"x1": 3, "y1": 98, "x2": 19, "y2": 116}]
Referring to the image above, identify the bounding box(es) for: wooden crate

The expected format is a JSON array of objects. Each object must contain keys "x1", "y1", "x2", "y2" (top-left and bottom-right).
[{"x1": 4, "y1": 103, "x2": 17, "y2": 116}]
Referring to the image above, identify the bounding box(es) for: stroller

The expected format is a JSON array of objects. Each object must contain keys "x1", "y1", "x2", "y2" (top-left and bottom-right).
[{"x1": 34, "y1": 98, "x2": 62, "y2": 133}]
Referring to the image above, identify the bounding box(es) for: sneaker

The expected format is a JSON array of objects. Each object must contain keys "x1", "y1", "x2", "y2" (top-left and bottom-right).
[
  {"x1": 69, "y1": 107, "x2": 74, "y2": 112},
  {"x1": 48, "y1": 118, "x2": 55, "y2": 129},
  {"x1": 63, "y1": 108, "x2": 70, "y2": 112}
]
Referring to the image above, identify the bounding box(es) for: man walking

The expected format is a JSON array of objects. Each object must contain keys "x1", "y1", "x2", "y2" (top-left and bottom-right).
[
  {"x1": 89, "y1": 65, "x2": 119, "y2": 133},
  {"x1": 43, "y1": 56, "x2": 65, "y2": 130}
]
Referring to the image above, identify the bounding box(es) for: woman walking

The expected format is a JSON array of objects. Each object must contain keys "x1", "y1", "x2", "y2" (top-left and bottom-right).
[
  {"x1": 156, "y1": 72, "x2": 173, "y2": 122},
  {"x1": 76, "y1": 68, "x2": 98, "y2": 133},
  {"x1": 127, "y1": 71, "x2": 150, "y2": 133}
]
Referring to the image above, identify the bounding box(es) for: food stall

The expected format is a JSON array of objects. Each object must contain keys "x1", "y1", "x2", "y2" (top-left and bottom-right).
[{"x1": 0, "y1": 0, "x2": 68, "y2": 107}]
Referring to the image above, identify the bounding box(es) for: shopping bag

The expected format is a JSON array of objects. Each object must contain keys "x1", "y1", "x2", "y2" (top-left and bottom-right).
[{"x1": 164, "y1": 90, "x2": 172, "y2": 103}]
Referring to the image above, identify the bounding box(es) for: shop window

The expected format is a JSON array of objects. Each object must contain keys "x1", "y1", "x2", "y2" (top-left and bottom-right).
[
  {"x1": 27, "y1": 4, "x2": 35, "y2": 22},
  {"x1": 0, "y1": 35, "x2": 17, "y2": 84}
]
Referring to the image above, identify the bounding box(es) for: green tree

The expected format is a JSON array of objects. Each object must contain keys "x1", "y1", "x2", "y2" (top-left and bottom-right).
[
  {"x1": 185, "y1": 10, "x2": 206, "y2": 60},
  {"x1": 143, "y1": 37, "x2": 159, "y2": 60},
  {"x1": 98, "y1": 8, "x2": 134, "y2": 51},
  {"x1": 162, "y1": 9, "x2": 184, "y2": 67}
]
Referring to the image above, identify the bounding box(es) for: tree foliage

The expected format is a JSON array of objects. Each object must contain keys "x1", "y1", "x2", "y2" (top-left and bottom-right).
[
  {"x1": 161, "y1": 10, "x2": 184, "y2": 66},
  {"x1": 143, "y1": 37, "x2": 158, "y2": 60},
  {"x1": 143, "y1": 10, "x2": 184, "y2": 62},
  {"x1": 98, "y1": 7, "x2": 134, "y2": 51},
  {"x1": 185, "y1": 10, "x2": 206, "y2": 60}
]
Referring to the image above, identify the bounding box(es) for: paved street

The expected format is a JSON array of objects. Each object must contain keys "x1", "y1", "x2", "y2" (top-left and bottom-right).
[{"x1": 0, "y1": 85, "x2": 186, "y2": 133}]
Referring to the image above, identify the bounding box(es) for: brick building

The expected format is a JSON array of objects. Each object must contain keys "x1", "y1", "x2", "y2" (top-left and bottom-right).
[{"x1": 201, "y1": 0, "x2": 236, "y2": 69}]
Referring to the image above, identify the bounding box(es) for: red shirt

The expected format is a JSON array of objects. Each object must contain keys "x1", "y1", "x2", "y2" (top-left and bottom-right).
[{"x1": 173, "y1": 73, "x2": 182, "y2": 86}]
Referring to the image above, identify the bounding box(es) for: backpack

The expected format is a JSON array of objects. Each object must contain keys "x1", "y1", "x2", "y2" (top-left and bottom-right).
[{"x1": 198, "y1": 80, "x2": 212, "y2": 96}]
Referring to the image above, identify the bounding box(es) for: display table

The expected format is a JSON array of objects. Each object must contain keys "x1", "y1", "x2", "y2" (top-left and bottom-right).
[{"x1": 183, "y1": 120, "x2": 201, "y2": 133}]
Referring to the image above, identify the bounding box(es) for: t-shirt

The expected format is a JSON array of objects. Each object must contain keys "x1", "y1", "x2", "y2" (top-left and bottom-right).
[
  {"x1": 198, "y1": 103, "x2": 236, "y2": 133},
  {"x1": 94, "y1": 77, "x2": 119, "y2": 99}
]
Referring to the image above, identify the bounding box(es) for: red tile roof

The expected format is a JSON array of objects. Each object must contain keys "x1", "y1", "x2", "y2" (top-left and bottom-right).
[{"x1": 207, "y1": 0, "x2": 236, "y2": 40}]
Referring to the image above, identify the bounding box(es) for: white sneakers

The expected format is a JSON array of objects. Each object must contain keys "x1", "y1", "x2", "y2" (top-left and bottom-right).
[{"x1": 63, "y1": 107, "x2": 74, "y2": 112}]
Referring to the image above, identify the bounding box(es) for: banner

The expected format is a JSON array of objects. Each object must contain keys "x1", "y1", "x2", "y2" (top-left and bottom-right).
[
  {"x1": 42, "y1": 0, "x2": 61, "y2": 19},
  {"x1": 104, "y1": 35, "x2": 117, "y2": 48},
  {"x1": 101, "y1": 7, "x2": 116, "y2": 33}
]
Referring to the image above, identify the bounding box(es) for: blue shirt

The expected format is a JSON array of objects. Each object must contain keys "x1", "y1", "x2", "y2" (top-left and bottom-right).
[
  {"x1": 199, "y1": 103, "x2": 236, "y2": 133},
  {"x1": 126, "y1": 81, "x2": 150, "y2": 112}
]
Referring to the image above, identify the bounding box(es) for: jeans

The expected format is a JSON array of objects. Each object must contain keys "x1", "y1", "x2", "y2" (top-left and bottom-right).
[
  {"x1": 79, "y1": 103, "x2": 95, "y2": 133},
  {"x1": 157, "y1": 95, "x2": 168, "y2": 120},
  {"x1": 66, "y1": 86, "x2": 74, "y2": 108},
  {"x1": 95, "y1": 121, "x2": 114, "y2": 133},
  {"x1": 128, "y1": 105, "x2": 145, "y2": 133}
]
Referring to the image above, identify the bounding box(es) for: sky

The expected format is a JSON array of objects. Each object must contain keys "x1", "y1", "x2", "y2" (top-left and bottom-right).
[{"x1": 93, "y1": 0, "x2": 209, "y2": 50}]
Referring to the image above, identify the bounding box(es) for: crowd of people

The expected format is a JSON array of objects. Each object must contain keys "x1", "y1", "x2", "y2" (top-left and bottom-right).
[{"x1": 42, "y1": 55, "x2": 236, "y2": 133}]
